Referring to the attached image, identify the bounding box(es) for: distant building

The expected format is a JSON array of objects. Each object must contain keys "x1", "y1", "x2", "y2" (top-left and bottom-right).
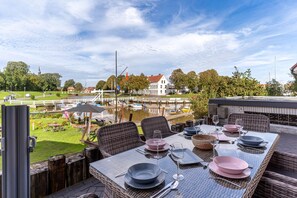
[
  {"x1": 146, "y1": 74, "x2": 169, "y2": 95},
  {"x1": 84, "y1": 87, "x2": 95, "y2": 93},
  {"x1": 67, "y1": 86, "x2": 75, "y2": 93}
]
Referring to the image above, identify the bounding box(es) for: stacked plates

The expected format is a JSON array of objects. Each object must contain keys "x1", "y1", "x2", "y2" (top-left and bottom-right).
[
  {"x1": 223, "y1": 124, "x2": 240, "y2": 133},
  {"x1": 183, "y1": 126, "x2": 200, "y2": 137},
  {"x1": 238, "y1": 135, "x2": 266, "y2": 148},
  {"x1": 125, "y1": 163, "x2": 165, "y2": 189},
  {"x1": 145, "y1": 139, "x2": 170, "y2": 152},
  {"x1": 209, "y1": 156, "x2": 251, "y2": 179}
]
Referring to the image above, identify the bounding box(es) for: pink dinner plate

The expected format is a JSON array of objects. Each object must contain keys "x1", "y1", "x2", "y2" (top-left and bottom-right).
[
  {"x1": 213, "y1": 156, "x2": 248, "y2": 174},
  {"x1": 209, "y1": 162, "x2": 251, "y2": 179},
  {"x1": 223, "y1": 124, "x2": 239, "y2": 133},
  {"x1": 145, "y1": 143, "x2": 170, "y2": 152},
  {"x1": 210, "y1": 133, "x2": 233, "y2": 142}
]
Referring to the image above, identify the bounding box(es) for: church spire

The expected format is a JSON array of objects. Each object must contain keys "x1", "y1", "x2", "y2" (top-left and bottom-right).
[{"x1": 38, "y1": 67, "x2": 41, "y2": 75}]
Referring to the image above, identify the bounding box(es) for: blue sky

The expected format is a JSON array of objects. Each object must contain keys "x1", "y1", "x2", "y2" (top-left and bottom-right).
[{"x1": 0, "y1": 0, "x2": 297, "y2": 86}]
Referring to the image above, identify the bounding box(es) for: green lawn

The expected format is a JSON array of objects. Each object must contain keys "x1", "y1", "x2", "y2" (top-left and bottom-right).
[
  {"x1": 0, "y1": 117, "x2": 144, "y2": 169},
  {"x1": 0, "y1": 117, "x2": 86, "y2": 169}
]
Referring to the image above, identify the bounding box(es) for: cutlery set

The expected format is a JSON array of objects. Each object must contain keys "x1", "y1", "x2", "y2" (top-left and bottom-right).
[{"x1": 150, "y1": 180, "x2": 179, "y2": 198}]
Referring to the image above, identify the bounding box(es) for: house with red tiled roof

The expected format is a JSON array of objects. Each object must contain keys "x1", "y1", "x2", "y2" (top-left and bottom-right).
[
  {"x1": 84, "y1": 87, "x2": 95, "y2": 94},
  {"x1": 146, "y1": 74, "x2": 169, "y2": 95},
  {"x1": 67, "y1": 86, "x2": 75, "y2": 93}
]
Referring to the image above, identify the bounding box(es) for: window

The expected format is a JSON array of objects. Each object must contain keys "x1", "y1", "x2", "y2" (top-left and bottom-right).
[
  {"x1": 160, "y1": 90, "x2": 162, "y2": 93},
  {"x1": 160, "y1": 85, "x2": 162, "y2": 88}
]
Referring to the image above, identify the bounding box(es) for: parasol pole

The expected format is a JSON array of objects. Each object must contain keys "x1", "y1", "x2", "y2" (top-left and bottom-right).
[{"x1": 115, "y1": 51, "x2": 118, "y2": 123}]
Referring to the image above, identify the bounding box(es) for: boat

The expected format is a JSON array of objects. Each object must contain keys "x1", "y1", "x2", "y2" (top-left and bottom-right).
[
  {"x1": 181, "y1": 106, "x2": 191, "y2": 113},
  {"x1": 129, "y1": 103, "x2": 143, "y2": 110},
  {"x1": 169, "y1": 110, "x2": 178, "y2": 115}
]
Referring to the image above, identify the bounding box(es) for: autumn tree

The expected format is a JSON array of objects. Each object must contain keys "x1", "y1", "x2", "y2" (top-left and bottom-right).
[
  {"x1": 186, "y1": 71, "x2": 199, "y2": 92},
  {"x1": 169, "y1": 68, "x2": 187, "y2": 91},
  {"x1": 96, "y1": 80, "x2": 106, "y2": 90},
  {"x1": 103, "y1": 75, "x2": 116, "y2": 90},
  {"x1": 74, "y1": 82, "x2": 83, "y2": 92}
]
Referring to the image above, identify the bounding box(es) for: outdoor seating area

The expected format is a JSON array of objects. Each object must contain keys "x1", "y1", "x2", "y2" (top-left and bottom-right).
[{"x1": 46, "y1": 113, "x2": 297, "y2": 198}]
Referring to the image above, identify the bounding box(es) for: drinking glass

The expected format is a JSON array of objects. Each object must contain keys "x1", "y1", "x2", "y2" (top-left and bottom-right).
[
  {"x1": 171, "y1": 142, "x2": 184, "y2": 181},
  {"x1": 153, "y1": 130, "x2": 162, "y2": 160},
  {"x1": 235, "y1": 119, "x2": 244, "y2": 137},
  {"x1": 210, "y1": 139, "x2": 219, "y2": 159},
  {"x1": 212, "y1": 115, "x2": 219, "y2": 130}
]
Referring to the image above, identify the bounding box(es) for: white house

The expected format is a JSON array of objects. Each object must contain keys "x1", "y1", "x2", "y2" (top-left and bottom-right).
[{"x1": 146, "y1": 74, "x2": 169, "y2": 95}]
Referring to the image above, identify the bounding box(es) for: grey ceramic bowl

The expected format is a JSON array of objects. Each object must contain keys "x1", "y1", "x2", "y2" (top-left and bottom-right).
[
  {"x1": 127, "y1": 163, "x2": 161, "y2": 184},
  {"x1": 240, "y1": 135, "x2": 264, "y2": 146},
  {"x1": 184, "y1": 127, "x2": 200, "y2": 134}
]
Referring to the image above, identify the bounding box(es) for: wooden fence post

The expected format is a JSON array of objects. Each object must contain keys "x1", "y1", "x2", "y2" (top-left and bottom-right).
[
  {"x1": 48, "y1": 154, "x2": 66, "y2": 194},
  {"x1": 83, "y1": 147, "x2": 102, "y2": 179},
  {"x1": 66, "y1": 155, "x2": 85, "y2": 187},
  {"x1": 30, "y1": 168, "x2": 48, "y2": 198}
]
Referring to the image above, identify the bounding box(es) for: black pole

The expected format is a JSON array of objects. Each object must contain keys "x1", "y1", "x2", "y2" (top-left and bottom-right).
[{"x1": 115, "y1": 51, "x2": 118, "y2": 123}]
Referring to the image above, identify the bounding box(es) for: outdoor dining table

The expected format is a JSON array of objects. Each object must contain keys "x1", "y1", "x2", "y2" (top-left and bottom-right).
[{"x1": 89, "y1": 125, "x2": 279, "y2": 198}]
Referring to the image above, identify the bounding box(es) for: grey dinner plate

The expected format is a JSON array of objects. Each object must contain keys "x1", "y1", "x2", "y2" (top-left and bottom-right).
[
  {"x1": 237, "y1": 140, "x2": 267, "y2": 148},
  {"x1": 124, "y1": 172, "x2": 165, "y2": 189},
  {"x1": 240, "y1": 135, "x2": 264, "y2": 145}
]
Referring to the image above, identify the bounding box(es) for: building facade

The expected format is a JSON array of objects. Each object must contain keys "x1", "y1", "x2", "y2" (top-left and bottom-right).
[{"x1": 146, "y1": 74, "x2": 169, "y2": 95}]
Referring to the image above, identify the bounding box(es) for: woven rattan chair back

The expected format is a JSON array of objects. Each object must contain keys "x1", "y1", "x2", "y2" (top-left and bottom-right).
[
  {"x1": 228, "y1": 113, "x2": 270, "y2": 132},
  {"x1": 141, "y1": 116, "x2": 173, "y2": 140},
  {"x1": 97, "y1": 121, "x2": 143, "y2": 157}
]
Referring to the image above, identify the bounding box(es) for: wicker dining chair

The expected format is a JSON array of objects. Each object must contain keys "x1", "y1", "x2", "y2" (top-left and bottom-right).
[
  {"x1": 228, "y1": 113, "x2": 270, "y2": 132},
  {"x1": 141, "y1": 116, "x2": 176, "y2": 140},
  {"x1": 97, "y1": 122, "x2": 144, "y2": 198},
  {"x1": 97, "y1": 121, "x2": 144, "y2": 158},
  {"x1": 253, "y1": 151, "x2": 297, "y2": 197}
]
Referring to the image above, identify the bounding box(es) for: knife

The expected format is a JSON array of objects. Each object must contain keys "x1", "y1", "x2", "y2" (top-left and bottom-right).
[{"x1": 150, "y1": 181, "x2": 174, "y2": 198}]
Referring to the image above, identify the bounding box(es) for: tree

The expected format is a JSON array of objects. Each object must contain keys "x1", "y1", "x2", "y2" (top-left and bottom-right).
[
  {"x1": 96, "y1": 80, "x2": 106, "y2": 90},
  {"x1": 126, "y1": 74, "x2": 149, "y2": 92},
  {"x1": 0, "y1": 71, "x2": 6, "y2": 91},
  {"x1": 63, "y1": 79, "x2": 75, "y2": 91},
  {"x1": 169, "y1": 69, "x2": 187, "y2": 91},
  {"x1": 74, "y1": 82, "x2": 83, "y2": 92},
  {"x1": 4, "y1": 61, "x2": 29, "y2": 91},
  {"x1": 39, "y1": 73, "x2": 61, "y2": 91},
  {"x1": 266, "y1": 79, "x2": 283, "y2": 96},
  {"x1": 103, "y1": 75, "x2": 116, "y2": 90},
  {"x1": 186, "y1": 71, "x2": 199, "y2": 92},
  {"x1": 26, "y1": 73, "x2": 41, "y2": 91},
  {"x1": 198, "y1": 69, "x2": 220, "y2": 98}
]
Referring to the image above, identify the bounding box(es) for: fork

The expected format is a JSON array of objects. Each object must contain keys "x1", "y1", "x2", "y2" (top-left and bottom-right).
[{"x1": 209, "y1": 176, "x2": 241, "y2": 188}]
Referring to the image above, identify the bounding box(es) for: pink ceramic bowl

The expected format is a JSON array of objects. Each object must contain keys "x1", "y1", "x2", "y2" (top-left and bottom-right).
[
  {"x1": 223, "y1": 124, "x2": 240, "y2": 133},
  {"x1": 145, "y1": 139, "x2": 166, "y2": 150},
  {"x1": 213, "y1": 156, "x2": 248, "y2": 175}
]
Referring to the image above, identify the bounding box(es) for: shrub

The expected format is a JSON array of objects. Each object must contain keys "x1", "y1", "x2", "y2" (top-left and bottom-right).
[
  {"x1": 30, "y1": 95, "x2": 35, "y2": 100},
  {"x1": 56, "y1": 93, "x2": 61, "y2": 97}
]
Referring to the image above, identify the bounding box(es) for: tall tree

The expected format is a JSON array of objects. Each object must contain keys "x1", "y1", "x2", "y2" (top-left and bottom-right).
[
  {"x1": 39, "y1": 73, "x2": 61, "y2": 91},
  {"x1": 74, "y1": 82, "x2": 83, "y2": 92},
  {"x1": 198, "y1": 69, "x2": 220, "y2": 98},
  {"x1": 266, "y1": 79, "x2": 283, "y2": 96},
  {"x1": 103, "y1": 75, "x2": 116, "y2": 90},
  {"x1": 96, "y1": 80, "x2": 106, "y2": 90},
  {"x1": 63, "y1": 79, "x2": 75, "y2": 91},
  {"x1": 26, "y1": 73, "x2": 41, "y2": 91},
  {"x1": 0, "y1": 71, "x2": 6, "y2": 91},
  {"x1": 4, "y1": 61, "x2": 29, "y2": 91},
  {"x1": 186, "y1": 71, "x2": 199, "y2": 92},
  {"x1": 126, "y1": 74, "x2": 149, "y2": 92},
  {"x1": 169, "y1": 68, "x2": 187, "y2": 91}
]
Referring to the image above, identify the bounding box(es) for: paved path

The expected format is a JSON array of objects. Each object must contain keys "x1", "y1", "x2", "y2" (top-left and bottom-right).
[{"x1": 48, "y1": 132, "x2": 297, "y2": 198}]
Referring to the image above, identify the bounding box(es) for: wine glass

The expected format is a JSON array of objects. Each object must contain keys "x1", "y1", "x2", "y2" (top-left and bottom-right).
[
  {"x1": 171, "y1": 142, "x2": 184, "y2": 181},
  {"x1": 210, "y1": 139, "x2": 219, "y2": 160},
  {"x1": 212, "y1": 115, "x2": 219, "y2": 130},
  {"x1": 153, "y1": 130, "x2": 162, "y2": 160},
  {"x1": 235, "y1": 119, "x2": 244, "y2": 137}
]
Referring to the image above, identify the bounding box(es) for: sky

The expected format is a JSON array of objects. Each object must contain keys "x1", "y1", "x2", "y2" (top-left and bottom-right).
[{"x1": 0, "y1": 0, "x2": 297, "y2": 86}]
